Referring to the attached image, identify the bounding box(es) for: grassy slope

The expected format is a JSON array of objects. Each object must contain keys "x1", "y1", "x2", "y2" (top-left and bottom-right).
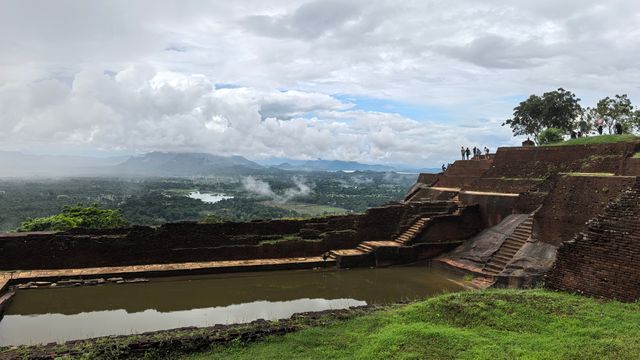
[
  {"x1": 186, "y1": 289, "x2": 640, "y2": 360},
  {"x1": 546, "y1": 134, "x2": 639, "y2": 146}
]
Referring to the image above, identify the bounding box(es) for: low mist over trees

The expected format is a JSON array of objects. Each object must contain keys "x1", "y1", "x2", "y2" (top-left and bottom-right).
[{"x1": 504, "y1": 89, "x2": 640, "y2": 144}]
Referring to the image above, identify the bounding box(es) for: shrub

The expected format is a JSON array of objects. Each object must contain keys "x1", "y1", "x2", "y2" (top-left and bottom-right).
[
  {"x1": 537, "y1": 128, "x2": 564, "y2": 145},
  {"x1": 17, "y1": 204, "x2": 128, "y2": 232}
]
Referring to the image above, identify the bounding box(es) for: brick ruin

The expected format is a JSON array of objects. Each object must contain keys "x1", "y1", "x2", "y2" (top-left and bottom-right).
[
  {"x1": 0, "y1": 201, "x2": 481, "y2": 270},
  {"x1": 1, "y1": 139, "x2": 639, "y2": 302},
  {"x1": 546, "y1": 178, "x2": 640, "y2": 302},
  {"x1": 408, "y1": 140, "x2": 640, "y2": 301}
]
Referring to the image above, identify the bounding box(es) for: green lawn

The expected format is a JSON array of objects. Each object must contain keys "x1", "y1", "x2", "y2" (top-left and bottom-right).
[
  {"x1": 184, "y1": 289, "x2": 640, "y2": 360},
  {"x1": 546, "y1": 134, "x2": 639, "y2": 146}
]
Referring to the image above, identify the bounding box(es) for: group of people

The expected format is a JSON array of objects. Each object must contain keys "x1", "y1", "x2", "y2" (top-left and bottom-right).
[{"x1": 460, "y1": 146, "x2": 490, "y2": 160}]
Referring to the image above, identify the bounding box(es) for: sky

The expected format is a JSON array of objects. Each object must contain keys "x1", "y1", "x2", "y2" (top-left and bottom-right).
[{"x1": 1, "y1": 0, "x2": 640, "y2": 167}]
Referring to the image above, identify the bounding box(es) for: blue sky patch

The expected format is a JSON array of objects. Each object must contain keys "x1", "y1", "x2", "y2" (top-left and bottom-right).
[{"x1": 333, "y1": 95, "x2": 452, "y2": 122}]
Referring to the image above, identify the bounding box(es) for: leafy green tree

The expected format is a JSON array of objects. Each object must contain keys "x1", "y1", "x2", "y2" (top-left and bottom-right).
[
  {"x1": 503, "y1": 88, "x2": 582, "y2": 143},
  {"x1": 594, "y1": 94, "x2": 637, "y2": 134},
  {"x1": 537, "y1": 128, "x2": 564, "y2": 145},
  {"x1": 17, "y1": 204, "x2": 129, "y2": 232}
]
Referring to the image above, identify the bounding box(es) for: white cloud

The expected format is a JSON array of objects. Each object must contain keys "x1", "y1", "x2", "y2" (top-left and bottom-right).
[{"x1": 1, "y1": 0, "x2": 639, "y2": 166}]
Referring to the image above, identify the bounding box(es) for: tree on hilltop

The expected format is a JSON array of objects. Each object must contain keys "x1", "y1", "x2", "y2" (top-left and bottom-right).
[
  {"x1": 594, "y1": 94, "x2": 639, "y2": 134},
  {"x1": 503, "y1": 88, "x2": 582, "y2": 144}
]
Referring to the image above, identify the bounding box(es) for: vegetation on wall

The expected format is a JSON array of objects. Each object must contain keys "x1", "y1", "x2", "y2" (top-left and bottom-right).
[{"x1": 17, "y1": 204, "x2": 128, "y2": 232}]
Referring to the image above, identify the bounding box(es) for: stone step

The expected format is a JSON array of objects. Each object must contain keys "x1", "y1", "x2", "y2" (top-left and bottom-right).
[
  {"x1": 513, "y1": 228, "x2": 531, "y2": 236},
  {"x1": 507, "y1": 237, "x2": 528, "y2": 244},
  {"x1": 484, "y1": 264, "x2": 503, "y2": 273},
  {"x1": 502, "y1": 244, "x2": 524, "y2": 253},
  {"x1": 496, "y1": 250, "x2": 518, "y2": 259},
  {"x1": 357, "y1": 244, "x2": 374, "y2": 252},
  {"x1": 513, "y1": 227, "x2": 531, "y2": 236},
  {"x1": 493, "y1": 254, "x2": 513, "y2": 262},
  {"x1": 500, "y1": 241, "x2": 524, "y2": 251},
  {"x1": 329, "y1": 249, "x2": 366, "y2": 257},
  {"x1": 488, "y1": 258, "x2": 508, "y2": 267}
]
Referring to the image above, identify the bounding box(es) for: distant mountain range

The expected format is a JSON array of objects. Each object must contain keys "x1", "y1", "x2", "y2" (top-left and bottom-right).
[
  {"x1": 271, "y1": 159, "x2": 397, "y2": 172},
  {"x1": 0, "y1": 151, "x2": 436, "y2": 177},
  {"x1": 113, "y1": 152, "x2": 265, "y2": 176}
]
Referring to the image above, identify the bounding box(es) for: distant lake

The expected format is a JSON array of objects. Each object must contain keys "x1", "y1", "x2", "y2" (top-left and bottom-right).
[{"x1": 187, "y1": 191, "x2": 233, "y2": 204}]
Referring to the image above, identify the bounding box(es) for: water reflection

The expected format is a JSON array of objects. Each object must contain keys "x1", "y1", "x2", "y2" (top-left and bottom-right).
[
  {"x1": 0, "y1": 264, "x2": 463, "y2": 345},
  {"x1": 0, "y1": 298, "x2": 365, "y2": 346}
]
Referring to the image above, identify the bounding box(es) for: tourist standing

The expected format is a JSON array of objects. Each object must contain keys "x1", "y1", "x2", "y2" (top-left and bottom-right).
[
  {"x1": 596, "y1": 118, "x2": 604, "y2": 135},
  {"x1": 465, "y1": 147, "x2": 471, "y2": 160},
  {"x1": 461, "y1": 146, "x2": 465, "y2": 160}
]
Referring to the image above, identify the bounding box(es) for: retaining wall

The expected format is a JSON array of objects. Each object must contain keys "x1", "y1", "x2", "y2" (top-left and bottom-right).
[
  {"x1": 414, "y1": 205, "x2": 482, "y2": 244},
  {"x1": 546, "y1": 178, "x2": 640, "y2": 301},
  {"x1": 459, "y1": 193, "x2": 520, "y2": 227},
  {"x1": 484, "y1": 142, "x2": 639, "y2": 179},
  {"x1": 0, "y1": 202, "x2": 455, "y2": 270},
  {"x1": 534, "y1": 175, "x2": 636, "y2": 246}
]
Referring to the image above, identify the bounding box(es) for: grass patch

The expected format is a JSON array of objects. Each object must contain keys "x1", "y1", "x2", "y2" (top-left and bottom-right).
[
  {"x1": 262, "y1": 202, "x2": 349, "y2": 217},
  {"x1": 545, "y1": 134, "x2": 639, "y2": 146},
  {"x1": 633, "y1": 152, "x2": 640, "y2": 159},
  {"x1": 258, "y1": 235, "x2": 304, "y2": 245},
  {"x1": 563, "y1": 172, "x2": 616, "y2": 177},
  {"x1": 184, "y1": 289, "x2": 640, "y2": 360}
]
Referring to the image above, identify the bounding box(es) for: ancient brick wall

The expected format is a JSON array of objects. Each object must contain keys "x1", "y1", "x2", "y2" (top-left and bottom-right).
[
  {"x1": 433, "y1": 159, "x2": 492, "y2": 188},
  {"x1": 484, "y1": 142, "x2": 639, "y2": 179},
  {"x1": 354, "y1": 201, "x2": 455, "y2": 243},
  {"x1": 623, "y1": 158, "x2": 640, "y2": 176},
  {"x1": 0, "y1": 214, "x2": 357, "y2": 270},
  {"x1": 417, "y1": 173, "x2": 440, "y2": 185},
  {"x1": 464, "y1": 178, "x2": 544, "y2": 193},
  {"x1": 534, "y1": 175, "x2": 635, "y2": 246},
  {"x1": 0, "y1": 203, "x2": 452, "y2": 270},
  {"x1": 458, "y1": 192, "x2": 520, "y2": 227},
  {"x1": 546, "y1": 178, "x2": 640, "y2": 301},
  {"x1": 414, "y1": 205, "x2": 482, "y2": 244}
]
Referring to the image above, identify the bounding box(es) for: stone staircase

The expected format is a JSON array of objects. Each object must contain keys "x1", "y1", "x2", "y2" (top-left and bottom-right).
[
  {"x1": 326, "y1": 216, "x2": 433, "y2": 259},
  {"x1": 393, "y1": 217, "x2": 430, "y2": 245},
  {"x1": 326, "y1": 205, "x2": 455, "y2": 267},
  {"x1": 483, "y1": 215, "x2": 533, "y2": 275}
]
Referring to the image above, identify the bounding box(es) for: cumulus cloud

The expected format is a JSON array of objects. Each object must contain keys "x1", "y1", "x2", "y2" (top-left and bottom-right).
[
  {"x1": 1, "y1": 0, "x2": 640, "y2": 166},
  {"x1": 242, "y1": 176, "x2": 314, "y2": 203}
]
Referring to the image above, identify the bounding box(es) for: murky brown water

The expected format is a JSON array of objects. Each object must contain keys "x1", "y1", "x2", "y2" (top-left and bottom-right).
[{"x1": 0, "y1": 263, "x2": 463, "y2": 346}]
